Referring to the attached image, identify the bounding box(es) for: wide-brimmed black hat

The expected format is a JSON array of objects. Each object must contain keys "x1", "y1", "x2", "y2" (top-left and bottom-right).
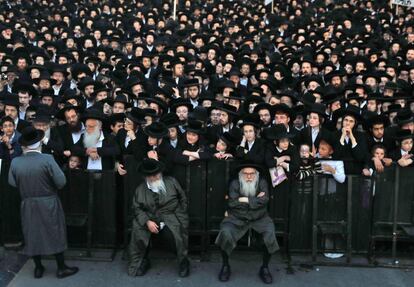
[
  {"x1": 234, "y1": 160, "x2": 263, "y2": 173},
  {"x1": 138, "y1": 158, "x2": 165, "y2": 176},
  {"x1": 144, "y1": 122, "x2": 168, "y2": 139},
  {"x1": 305, "y1": 103, "x2": 327, "y2": 118},
  {"x1": 3, "y1": 94, "x2": 20, "y2": 108},
  {"x1": 214, "y1": 102, "x2": 239, "y2": 116},
  {"x1": 56, "y1": 104, "x2": 83, "y2": 120},
  {"x1": 395, "y1": 109, "x2": 414, "y2": 126},
  {"x1": 33, "y1": 72, "x2": 57, "y2": 86},
  {"x1": 336, "y1": 105, "x2": 362, "y2": 122},
  {"x1": 239, "y1": 113, "x2": 261, "y2": 128},
  {"x1": 365, "y1": 114, "x2": 390, "y2": 128},
  {"x1": 81, "y1": 108, "x2": 106, "y2": 122},
  {"x1": 185, "y1": 119, "x2": 205, "y2": 134},
  {"x1": 142, "y1": 97, "x2": 168, "y2": 113},
  {"x1": 18, "y1": 126, "x2": 45, "y2": 146},
  {"x1": 183, "y1": 78, "x2": 201, "y2": 87},
  {"x1": 272, "y1": 103, "x2": 295, "y2": 119},
  {"x1": 169, "y1": 98, "x2": 193, "y2": 112},
  {"x1": 318, "y1": 132, "x2": 336, "y2": 148},
  {"x1": 125, "y1": 107, "x2": 146, "y2": 125},
  {"x1": 77, "y1": 76, "x2": 96, "y2": 91},
  {"x1": 160, "y1": 113, "x2": 180, "y2": 128},
  {"x1": 262, "y1": 124, "x2": 295, "y2": 141},
  {"x1": 394, "y1": 129, "x2": 414, "y2": 141},
  {"x1": 106, "y1": 94, "x2": 132, "y2": 108},
  {"x1": 32, "y1": 107, "x2": 53, "y2": 123}
]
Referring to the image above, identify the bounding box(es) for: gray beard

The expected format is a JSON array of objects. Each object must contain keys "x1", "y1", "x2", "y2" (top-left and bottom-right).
[
  {"x1": 147, "y1": 178, "x2": 167, "y2": 195},
  {"x1": 239, "y1": 172, "x2": 259, "y2": 197},
  {"x1": 83, "y1": 128, "x2": 101, "y2": 148}
]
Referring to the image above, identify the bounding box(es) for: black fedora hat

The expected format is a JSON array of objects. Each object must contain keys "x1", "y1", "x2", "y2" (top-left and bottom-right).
[
  {"x1": 234, "y1": 160, "x2": 263, "y2": 174},
  {"x1": 138, "y1": 158, "x2": 165, "y2": 176},
  {"x1": 3, "y1": 93, "x2": 20, "y2": 108},
  {"x1": 239, "y1": 113, "x2": 261, "y2": 128},
  {"x1": 365, "y1": 114, "x2": 390, "y2": 128},
  {"x1": 160, "y1": 113, "x2": 180, "y2": 128},
  {"x1": 81, "y1": 108, "x2": 106, "y2": 122},
  {"x1": 305, "y1": 103, "x2": 327, "y2": 118},
  {"x1": 18, "y1": 126, "x2": 45, "y2": 146},
  {"x1": 186, "y1": 119, "x2": 205, "y2": 134},
  {"x1": 125, "y1": 107, "x2": 146, "y2": 125},
  {"x1": 272, "y1": 103, "x2": 295, "y2": 119},
  {"x1": 337, "y1": 105, "x2": 362, "y2": 122},
  {"x1": 144, "y1": 122, "x2": 168, "y2": 139},
  {"x1": 170, "y1": 98, "x2": 193, "y2": 113},
  {"x1": 395, "y1": 109, "x2": 414, "y2": 126},
  {"x1": 262, "y1": 124, "x2": 295, "y2": 141},
  {"x1": 106, "y1": 94, "x2": 132, "y2": 108},
  {"x1": 214, "y1": 102, "x2": 239, "y2": 117},
  {"x1": 394, "y1": 129, "x2": 414, "y2": 141},
  {"x1": 56, "y1": 104, "x2": 83, "y2": 120},
  {"x1": 219, "y1": 130, "x2": 242, "y2": 148}
]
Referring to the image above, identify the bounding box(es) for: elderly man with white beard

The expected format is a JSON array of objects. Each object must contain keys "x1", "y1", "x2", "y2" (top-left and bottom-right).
[
  {"x1": 128, "y1": 158, "x2": 190, "y2": 278},
  {"x1": 215, "y1": 161, "x2": 279, "y2": 284},
  {"x1": 71, "y1": 108, "x2": 120, "y2": 170}
]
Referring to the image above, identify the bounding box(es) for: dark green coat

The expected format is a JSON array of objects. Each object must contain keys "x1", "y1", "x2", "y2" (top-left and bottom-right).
[
  {"x1": 215, "y1": 178, "x2": 279, "y2": 255},
  {"x1": 128, "y1": 176, "x2": 189, "y2": 276}
]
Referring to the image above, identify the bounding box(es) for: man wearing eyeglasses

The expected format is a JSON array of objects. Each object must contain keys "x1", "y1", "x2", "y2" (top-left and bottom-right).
[{"x1": 215, "y1": 161, "x2": 279, "y2": 284}]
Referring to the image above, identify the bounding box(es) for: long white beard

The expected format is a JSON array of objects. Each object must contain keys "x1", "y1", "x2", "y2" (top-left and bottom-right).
[
  {"x1": 147, "y1": 177, "x2": 167, "y2": 195},
  {"x1": 83, "y1": 128, "x2": 101, "y2": 148},
  {"x1": 239, "y1": 171, "x2": 259, "y2": 197},
  {"x1": 44, "y1": 128, "x2": 51, "y2": 139}
]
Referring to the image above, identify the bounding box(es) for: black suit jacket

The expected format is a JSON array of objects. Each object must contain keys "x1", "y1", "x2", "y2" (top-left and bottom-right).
[
  {"x1": 299, "y1": 126, "x2": 332, "y2": 149},
  {"x1": 235, "y1": 138, "x2": 265, "y2": 165}
]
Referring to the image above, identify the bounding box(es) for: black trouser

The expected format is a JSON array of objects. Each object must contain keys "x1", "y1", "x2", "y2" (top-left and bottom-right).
[
  {"x1": 144, "y1": 226, "x2": 177, "y2": 258},
  {"x1": 33, "y1": 252, "x2": 66, "y2": 269}
]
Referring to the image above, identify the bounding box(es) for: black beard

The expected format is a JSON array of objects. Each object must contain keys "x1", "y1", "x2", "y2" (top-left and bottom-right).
[{"x1": 69, "y1": 121, "x2": 82, "y2": 133}]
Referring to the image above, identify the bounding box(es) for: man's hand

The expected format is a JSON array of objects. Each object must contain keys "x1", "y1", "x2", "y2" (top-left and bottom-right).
[
  {"x1": 89, "y1": 151, "x2": 100, "y2": 160},
  {"x1": 382, "y1": 158, "x2": 393, "y2": 166},
  {"x1": 257, "y1": 192, "x2": 265, "y2": 198},
  {"x1": 362, "y1": 168, "x2": 371, "y2": 177},
  {"x1": 276, "y1": 155, "x2": 290, "y2": 165},
  {"x1": 279, "y1": 162, "x2": 289, "y2": 170},
  {"x1": 146, "y1": 220, "x2": 159, "y2": 234},
  {"x1": 86, "y1": 147, "x2": 97, "y2": 155},
  {"x1": 117, "y1": 164, "x2": 127, "y2": 175},
  {"x1": 322, "y1": 164, "x2": 335, "y2": 174},
  {"x1": 372, "y1": 157, "x2": 384, "y2": 172},
  {"x1": 63, "y1": 150, "x2": 71, "y2": 157},
  {"x1": 127, "y1": 130, "x2": 136, "y2": 141},
  {"x1": 238, "y1": 197, "x2": 249, "y2": 203}
]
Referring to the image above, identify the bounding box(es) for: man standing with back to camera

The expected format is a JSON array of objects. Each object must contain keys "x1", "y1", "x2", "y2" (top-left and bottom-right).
[{"x1": 8, "y1": 126, "x2": 79, "y2": 279}]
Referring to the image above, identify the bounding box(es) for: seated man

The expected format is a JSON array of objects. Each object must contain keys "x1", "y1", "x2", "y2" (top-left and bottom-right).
[
  {"x1": 128, "y1": 159, "x2": 190, "y2": 278},
  {"x1": 215, "y1": 161, "x2": 279, "y2": 284}
]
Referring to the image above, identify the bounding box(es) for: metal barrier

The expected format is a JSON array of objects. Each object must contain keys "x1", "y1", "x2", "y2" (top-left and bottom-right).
[{"x1": 1, "y1": 156, "x2": 414, "y2": 267}]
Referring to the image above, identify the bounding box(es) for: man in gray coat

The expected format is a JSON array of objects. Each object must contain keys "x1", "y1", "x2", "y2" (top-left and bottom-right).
[
  {"x1": 128, "y1": 158, "x2": 190, "y2": 278},
  {"x1": 215, "y1": 161, "x2": 279, "y2": 284},
  {"x1": 8, "y1": 126, "x2": 79, "y2": 279}
]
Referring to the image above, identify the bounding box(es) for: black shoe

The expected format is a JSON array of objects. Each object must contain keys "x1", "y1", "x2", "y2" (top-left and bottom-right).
[
  {"x1": 34, "y1": 266, "x2": 45, "y2": 279},
  {"x1": 218, "y1": 264, "x2": 231, "y2": 282},
  {"x1": 178, "y1": 259, "x2": 190, "y2": 277},
  {"x1": 56, "y1": 266, "x2": 79, "y2": 279},
  {"x1": 136, "y1": 259, "x2": 151, "y2": 276},
  {"x1": 259, "y1": 266, "x2": 273, "y2": 284}
]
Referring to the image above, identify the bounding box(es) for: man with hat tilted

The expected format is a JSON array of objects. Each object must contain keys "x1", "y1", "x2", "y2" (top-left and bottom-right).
[
  {"x1": 8, "y1": 126, "x2": 79, "y2": 279},
  {"x1": 215, "y1": 160, "x2": 279, "y2": 284},
  {"x1": 128, "y1": 158, "x2": 190, "y2": 278}
]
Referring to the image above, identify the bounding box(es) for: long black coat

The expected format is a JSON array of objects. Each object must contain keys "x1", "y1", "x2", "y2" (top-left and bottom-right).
[
  {"x1": 8, "y1": 152, "x2": 67, "y2": 256},
  {"x1": 234, "y1": 138, "x2": 265, "y2": 165},
  {"x1": 264, "y1": 143, "x2": 300, "y2": 175}
]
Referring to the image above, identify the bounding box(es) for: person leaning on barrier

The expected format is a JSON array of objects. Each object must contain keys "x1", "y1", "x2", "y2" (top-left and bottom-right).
[
  {"x1": 8, "y1": 126, "x2": 79, "y2": 279},
  {"x1": 215, "y1": 161, "x2": 279, "y2": 284},
  {"x1": 390, "y1": 129, "x2": 414, "y2": 167},
  {"x1": 128, "y1": 158, "x2": 190, "y2": 278}
]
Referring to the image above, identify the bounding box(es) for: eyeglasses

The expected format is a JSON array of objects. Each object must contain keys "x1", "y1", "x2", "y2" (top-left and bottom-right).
[{"x1": 242, "y1": 172, "x2": 256, "y2": 177}]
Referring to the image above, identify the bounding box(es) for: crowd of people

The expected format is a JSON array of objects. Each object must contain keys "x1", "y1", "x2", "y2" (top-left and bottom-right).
[{"x1": 1, "y1": 0, "x2": 414, "y2": 283}]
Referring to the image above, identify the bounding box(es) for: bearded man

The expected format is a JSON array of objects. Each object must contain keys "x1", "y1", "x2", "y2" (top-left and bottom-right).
[
  {"x1": 215, "y1": 161, "x2": 279, "y2": 284},
  {"x1": 71, "y1": 108, "x2": 119, "y2": 170},
  {"x1": 128, "y1": 159, "x2": 190, "y2": 278},
  {"x1": 56, "y1": 104, "x2": 85, "y2": 162}
]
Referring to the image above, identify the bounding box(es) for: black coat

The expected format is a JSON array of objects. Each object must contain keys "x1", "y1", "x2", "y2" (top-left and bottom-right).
[
  {"x1": 42, "y1": 127, "x2": 65, "y2": 166},
  {"x1": 116, "y1": 128, "x2": 148, "y2": 162},
  {"x1": 333, "y1": 130, "x2": 369, "y2": 175},
  {"x1": 235, "y1": 138, "x2": 265, "y2": 165},
  {"x1": 173, "y1": 137, "x2": 213, "y2": 165},
  {"x1": 299, "y1": 126, "x2": 332, "y2": 149},
  {"x1": 264, "y1": 142, "x2": 300, "y2": 175}
]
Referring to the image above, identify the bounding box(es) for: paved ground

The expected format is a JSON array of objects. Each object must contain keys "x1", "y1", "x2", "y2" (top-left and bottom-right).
[{"x1": 3, "y1": 251, "x2": 414, "y2": 287}]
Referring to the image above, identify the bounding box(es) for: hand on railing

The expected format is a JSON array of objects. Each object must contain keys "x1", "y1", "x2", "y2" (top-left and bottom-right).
[{"x1": 117, "y1": 163, "x2": 127, "y2": 175}]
